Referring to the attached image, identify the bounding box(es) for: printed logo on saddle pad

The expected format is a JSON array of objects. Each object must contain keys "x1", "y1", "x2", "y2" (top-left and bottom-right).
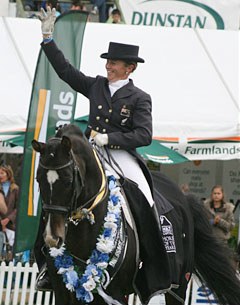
[{"x1": 160, "y1": 215, "x2": 176, "y2": 253}]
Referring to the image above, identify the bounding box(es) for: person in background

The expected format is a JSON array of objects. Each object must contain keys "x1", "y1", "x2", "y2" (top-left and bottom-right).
[
  {"x1": 90, "y1": 0, "x2": 107, "y2": 23},
  {"x1": 204, "y1": 185, "x2": 235, "y2": 245},
  {"x1": 0, "y1": 165, "x2": 19, "y2": 261},
  {"x1": 180, "y1": 183, "x2": 189, "y2": 195},
  {"x1": 180, "y1": 182, "x2": 203, "y2": 213},
  {"x1": 24, "y1": 0, "x2": 38, "y2": 11},
  {"x1": 70, "y1": 0, "x2": 87, "y2": 11},
  {"x1": 0, "y1": 165, "x2": 18, "y2": 232},
  {"x1": 107, "y1": 8, "x2": 123, "y2": 24},
  {"x1": 0, "y1": 192, "x2": 7, "y2": 259},
  {"x1": 0, "y1": 192, "x2": 7, "y2": 216},
  {"x1": 41, "y1": 0, "x2": 61, "y2": 17}
]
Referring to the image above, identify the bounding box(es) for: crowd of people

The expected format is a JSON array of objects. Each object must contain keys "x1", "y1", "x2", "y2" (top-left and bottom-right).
[{"x1": 23, "y1": 0, "x2": 123, "y2": 23}]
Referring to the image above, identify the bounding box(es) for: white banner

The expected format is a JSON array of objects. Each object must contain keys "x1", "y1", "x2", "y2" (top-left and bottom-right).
[
  {"x1": 161, "y1": 140, "x2": 240, "y2": 161},
  {"x1": 119, "y1": 0, "x2": 240, "y2": 30},
  {"x1": 178, "y1": 161, "x2": 216, "y2": 200},
  {"x1": 222, "y1": 160, "x2": 240, "y2": 205}
]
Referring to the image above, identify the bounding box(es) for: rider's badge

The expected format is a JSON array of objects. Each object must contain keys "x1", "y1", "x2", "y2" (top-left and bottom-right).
[{"x1": 120, "y1": 105, "x2": 131, "y2": 118}]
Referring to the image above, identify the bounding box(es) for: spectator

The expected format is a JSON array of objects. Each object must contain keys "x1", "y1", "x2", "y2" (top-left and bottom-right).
[
  {"x1": 180, "y1": 182, "x2": 203, "y2": 210},
  {"x1": 70, "y1": 0, "x2": 87, "y2": 11},
  {"x1": 107, "y1": 8, "x2": 123, "y2": 24},
  {"x1": 0, "y1": 192, "x2": 7, "y2": 259},
  {"x1": 0, "y1": 165, "x2": 19, "y2": 260},
  {"x1": 42, "y1": 0, "x2": 61, "y2": 17},
  {"x1": 180, "y1": 183, "x2": 189, "y2": 195},
  {"x1": 203, "y1": 185, "x2": 235, "y2": 245},
  {"x1": 90, "y1": 0, "x2": 107, "y2": 23},
  {"x1": 0, "y1": 192, "x2": 7, "y2": 215},
  {"x1": 24, "y1": 0, "x2": 36, "y2": 11}
]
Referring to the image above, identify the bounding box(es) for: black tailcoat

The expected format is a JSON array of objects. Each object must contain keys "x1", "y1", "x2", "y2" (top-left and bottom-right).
[{"x1": 41, "y1": 40, "x2": 152, "y2": 151}]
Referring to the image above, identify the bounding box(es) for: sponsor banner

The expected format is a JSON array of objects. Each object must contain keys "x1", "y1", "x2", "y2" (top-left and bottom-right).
[
  {"x1": 157, "y1": 138, "x2": 240, "y2": 161},
  {"x1": 119, "y1": 0, "x2": 240, "y2": 30},
  {"x1": 14, "y1": 11, "x2": 88, "y2": 253}
]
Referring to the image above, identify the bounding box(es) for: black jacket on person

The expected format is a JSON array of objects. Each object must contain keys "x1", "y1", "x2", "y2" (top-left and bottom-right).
[{"x1": 41, "y1": 40, "x2": 152, "y2": 151}]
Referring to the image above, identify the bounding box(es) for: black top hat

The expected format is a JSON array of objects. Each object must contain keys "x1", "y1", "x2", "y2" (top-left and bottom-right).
[{"x1": 100, "y1": 42, "x2": 145, "y2": 63}]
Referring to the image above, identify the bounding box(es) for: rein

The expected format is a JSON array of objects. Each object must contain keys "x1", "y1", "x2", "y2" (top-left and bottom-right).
[{"x1": 70, "y1": 149, "x2": 108, "y2": 224}]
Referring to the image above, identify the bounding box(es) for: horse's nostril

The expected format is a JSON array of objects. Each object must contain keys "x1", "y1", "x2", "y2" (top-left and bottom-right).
[
  {"x1": 45, "y1": 235, "x2": 62, "y2": 248},
  {"x1": 57, "y1": 237, "x2": 63, "y2": 248}
]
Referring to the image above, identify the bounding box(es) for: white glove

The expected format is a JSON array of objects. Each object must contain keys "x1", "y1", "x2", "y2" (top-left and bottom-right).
[
  {"x1": 38, "y1": 6, "x2": 56, "y2": 36},
  {"x1": 94, "y1": 133, "x2": 108, "y2": 147}
]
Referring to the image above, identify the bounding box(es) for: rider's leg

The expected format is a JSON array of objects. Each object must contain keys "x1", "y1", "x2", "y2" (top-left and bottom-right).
[
  {"x1": 106, "y1": 150, "x2": 154, "y2": 206},
  {"x1": 105, "y1": 150, "x2": 172, "y2": 295}
]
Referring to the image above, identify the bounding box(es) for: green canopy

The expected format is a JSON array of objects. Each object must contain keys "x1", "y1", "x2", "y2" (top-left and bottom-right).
[
  {"x1": 4, "y1": 134, "x2": 25, "y2": 147},
  {"x1": 3, "y1": 115, "x2": 188, "y2": 164},
  {"x1": 137, "y1": 139, "x2": 188, "y2": 164}
]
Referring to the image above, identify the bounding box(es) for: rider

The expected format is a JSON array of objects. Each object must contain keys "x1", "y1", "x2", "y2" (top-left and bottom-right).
[{"x1": 35, "y1": 6, "x2": 172, "y2": 298}]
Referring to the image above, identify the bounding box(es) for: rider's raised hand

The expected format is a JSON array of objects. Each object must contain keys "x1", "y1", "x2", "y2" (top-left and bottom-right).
[{"x1": 38, "y1": 6, "x2": 56, "y2": 38}]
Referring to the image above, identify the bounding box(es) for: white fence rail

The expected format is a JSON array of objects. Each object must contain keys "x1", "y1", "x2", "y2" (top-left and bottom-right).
[
  {"x1": 0, "y1": 261, "x2": 55, "y2": 305},
  {"x1": 0, "y1": 262, "x2": 219, "y2": 305}
]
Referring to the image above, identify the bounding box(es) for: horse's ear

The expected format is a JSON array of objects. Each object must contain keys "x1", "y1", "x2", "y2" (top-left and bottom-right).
[
  {"x1": 61, "y1": 136, "x2": 72, "y2": 152},
  {"x1": 32, "y1": 140, "x2": 46, "y2": 153}
]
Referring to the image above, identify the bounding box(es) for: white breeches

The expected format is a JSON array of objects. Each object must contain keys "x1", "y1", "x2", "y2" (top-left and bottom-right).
[{"x1": 104, "y1": 149, "x2": 154, "y2": 207}]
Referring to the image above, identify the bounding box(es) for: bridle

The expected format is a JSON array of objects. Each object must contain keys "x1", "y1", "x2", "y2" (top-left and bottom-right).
[{"x1": 39, "y1": 138, "x2": 108, "y2": 223}]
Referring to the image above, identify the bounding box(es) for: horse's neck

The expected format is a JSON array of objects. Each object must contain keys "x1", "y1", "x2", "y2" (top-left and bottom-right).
[
  {"x1": 81, "y1": 156, "x2": 103, "y2": 202},
  {"x1": 68, "y1": 154, "x2": 107, "y2": 260}
]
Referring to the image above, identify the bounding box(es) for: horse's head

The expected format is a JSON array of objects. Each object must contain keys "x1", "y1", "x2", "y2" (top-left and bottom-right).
[{"x1": 32, "y1": 135, "x2": 84, "y2": 248}]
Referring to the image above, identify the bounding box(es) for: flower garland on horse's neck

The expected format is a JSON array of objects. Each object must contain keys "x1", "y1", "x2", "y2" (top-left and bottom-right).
[{"x1": 49, "y1": 174, "x2": 124, "y2": 303}]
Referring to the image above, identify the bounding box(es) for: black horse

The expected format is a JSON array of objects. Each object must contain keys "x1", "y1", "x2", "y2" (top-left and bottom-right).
[{"x1": 32, "y1": 124, "x2": 240, "y2": 305}]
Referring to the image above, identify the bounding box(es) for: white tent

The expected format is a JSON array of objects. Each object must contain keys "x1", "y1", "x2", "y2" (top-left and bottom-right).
[
  {"x1": 0, "y1": 17, "x2": 41, "y2": 152},
  {"x1": 1, "y1": 16, "x2": 239, "y2": 159}
]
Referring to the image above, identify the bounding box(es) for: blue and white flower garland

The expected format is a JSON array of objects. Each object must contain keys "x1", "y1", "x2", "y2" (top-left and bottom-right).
[{"x1": 49, "y1": 175, "x2": 124, "y2": 303}]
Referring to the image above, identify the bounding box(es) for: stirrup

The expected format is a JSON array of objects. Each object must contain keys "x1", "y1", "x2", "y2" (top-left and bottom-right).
[{"x1": 35, "y1": 265, "x2": 53, "y2": 291}]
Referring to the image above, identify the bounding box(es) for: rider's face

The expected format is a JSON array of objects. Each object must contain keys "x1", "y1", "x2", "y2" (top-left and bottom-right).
[{"x1": 105, "y1": 60, "x2": 130, "y2": 82}]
